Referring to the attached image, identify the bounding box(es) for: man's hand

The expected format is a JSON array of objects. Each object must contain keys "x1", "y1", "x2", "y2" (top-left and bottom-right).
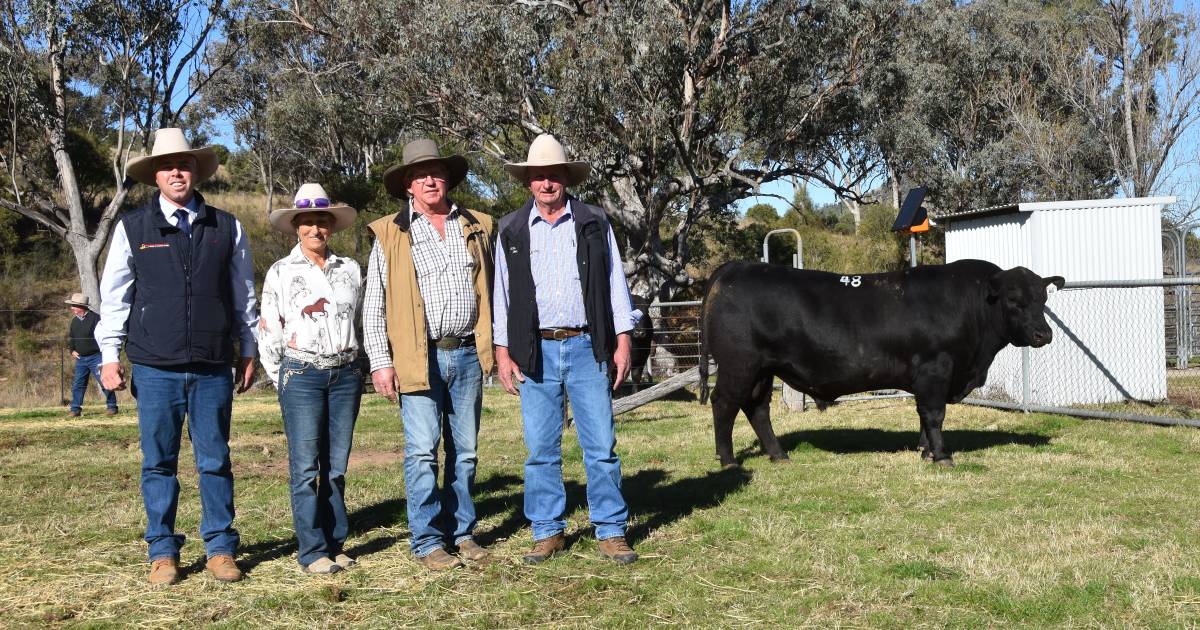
[
  {"x1": 71, "y1": 351, "x2": 80, "y2": 360},
  {"x1": 100, "y1": 362, "x2": 125, "y2": 391},
  {"x1": 235, "y1": 357, "x2": 256, "y2": 394},
  {"x1": 372, "y1": 367, "x2": 399, "y2": 403},
  {"x1": 495, "y1": 346, "x2": 524, "y2": 396},
  {"x1": 611, "y1": 333, "x2": 632, "y2": 391}
]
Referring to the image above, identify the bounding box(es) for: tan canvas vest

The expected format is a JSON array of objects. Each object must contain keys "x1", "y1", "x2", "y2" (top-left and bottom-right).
[{"x1": 367, "y1": 209, "x2": 495, "y2": 393}]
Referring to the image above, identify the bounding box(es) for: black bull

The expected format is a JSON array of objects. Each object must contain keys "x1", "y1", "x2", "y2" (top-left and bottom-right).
[{"x1": 698, "y1": 259, "x2": 1064, "y2": 468}]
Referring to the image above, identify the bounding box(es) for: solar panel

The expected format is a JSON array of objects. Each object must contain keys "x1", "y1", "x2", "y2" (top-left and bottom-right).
[{"x1": 892, "y1": 187, "x2": 928, "y2": 232}]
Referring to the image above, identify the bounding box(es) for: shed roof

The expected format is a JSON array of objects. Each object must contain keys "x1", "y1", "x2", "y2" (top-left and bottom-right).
[{"x1": 933, "y1": 196, "x2": 1176, "y2": 223}]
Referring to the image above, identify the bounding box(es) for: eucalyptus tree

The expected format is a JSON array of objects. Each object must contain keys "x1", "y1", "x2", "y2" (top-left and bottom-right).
[
  {"x1": 0, "y1": 0, "x2": 240, "y2": 302},
  {"x1": 866, "y1": 0, "x2": 1118, "y2": 217},
  {"x1": 244, "y1": 0, "x2": 905, "y2": 298},
  {"x1": 1048, "y1": 0, "x2": 1200, "y2": 216}
]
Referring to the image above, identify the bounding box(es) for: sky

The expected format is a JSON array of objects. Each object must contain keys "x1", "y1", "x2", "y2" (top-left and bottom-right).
[{"x1": 734, "y1": 179, "x2": 837, "y2": 215}]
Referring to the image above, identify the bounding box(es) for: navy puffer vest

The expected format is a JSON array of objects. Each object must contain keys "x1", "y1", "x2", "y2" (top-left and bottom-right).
[
  {"x1": 498, "y1": 197, "x2": 616, "y2": 373},
  {"x1": 122, "y1": 193, "x2": 237, "y2": 366}
]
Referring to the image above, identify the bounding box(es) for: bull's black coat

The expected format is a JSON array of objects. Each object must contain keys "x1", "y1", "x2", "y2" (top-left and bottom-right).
[
  {"x1": 628, "y1": 294, "x2": 655, "y2": 393},
  {"x1": 699, "y1": 259, "x2": 1063, "y2": 467}
]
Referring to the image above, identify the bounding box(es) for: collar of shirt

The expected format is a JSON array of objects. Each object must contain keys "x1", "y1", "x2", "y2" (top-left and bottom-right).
[
  {"x1": 158, "y1": 193, "x2": 200, "y2": 224},
  {"x1": 409, "y1": 201, "x2": 460, "y2": 227},
  {"x1": 284, "y1": 242, "x2": 344, "y2": 269},
  {"x1": 529, "y1": 199, "x2": 574, "y2": 227}
]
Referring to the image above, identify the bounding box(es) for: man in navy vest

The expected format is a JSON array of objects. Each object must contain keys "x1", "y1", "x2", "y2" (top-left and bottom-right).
[
  {"x1": 493, "y1": 134, "x2": 641, "y2": 565},
  {"x1": 96, "y1": 128, "x2": 258, "y2": 586}
]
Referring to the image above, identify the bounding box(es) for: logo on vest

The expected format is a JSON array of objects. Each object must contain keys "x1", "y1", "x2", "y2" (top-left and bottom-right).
[{"x1": 139, "y1": 243, "x2": 170, "y2": 250}]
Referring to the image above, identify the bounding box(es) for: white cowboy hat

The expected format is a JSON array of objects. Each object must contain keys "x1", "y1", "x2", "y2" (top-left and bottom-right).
[
  {"x1": 503, "y1": 134, "x2": 591, "y2": 187},
  {"x1": 269, "y1": 183, "x2": 357, "y2": 234},
  {"x1": 125, "y1": 128, "x2": 220, "y2": 187},
  {"x1": 64, "y1": 292, "x2": 92, "y2": 309},
  {"x1": 382, "y1": 138, "x2": 469, "y2": 197}
]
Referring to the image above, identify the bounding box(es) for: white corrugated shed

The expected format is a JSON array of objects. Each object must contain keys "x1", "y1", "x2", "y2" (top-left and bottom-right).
[{"x1": 943, "y1": 197, "x2": 1174, "y2": 405}]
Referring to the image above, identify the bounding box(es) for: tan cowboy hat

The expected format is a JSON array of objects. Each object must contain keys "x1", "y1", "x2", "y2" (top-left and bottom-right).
[
  {"x1": 64, "y1": 292, "x2": 91, "y2": 310},
  {"x1": 269, "y1": 183, "x2": 358, "y2": 234},
  {"x1": 503, "y1": 134, "x2": 591, "y2": 187},
  {"x1": 382, "y1": 138, "x2": 469, "y2": 197},
  {"x1": 125, "y1": 128, "x2": 220, "y2": 187}
]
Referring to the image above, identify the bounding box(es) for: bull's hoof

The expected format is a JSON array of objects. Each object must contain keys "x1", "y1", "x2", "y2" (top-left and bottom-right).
[
  {"x1": 720, "y1": 462, "x2": 741, "y2": 471},
  {"x1": 933, "y1": 457, "x2": 955, "y2": 468},
  {"x1": 920, "y1": 450, "x2": 933, "y2": 460},
  {"x1": 769, "y1": 455, "x2": 792, "y2": 464}
]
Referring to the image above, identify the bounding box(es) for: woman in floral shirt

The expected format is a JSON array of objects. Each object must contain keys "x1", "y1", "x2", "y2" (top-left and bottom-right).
[{"x1": 258, "y1": 183, "x2": 363, "y2": 575}]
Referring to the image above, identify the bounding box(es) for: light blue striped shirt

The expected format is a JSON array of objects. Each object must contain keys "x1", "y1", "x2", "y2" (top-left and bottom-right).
[{"x1": 493, "y1": 200, "x2": 637, "y2": 347}]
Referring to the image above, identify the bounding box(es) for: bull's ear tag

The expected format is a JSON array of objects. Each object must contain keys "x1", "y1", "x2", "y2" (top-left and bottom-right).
[
  {"x1": 840, "y1": 275, "x2": 863, "y2": 288},
  {"x1": 1046, "y1": 284, "x2": 1058, "y2": 295}
]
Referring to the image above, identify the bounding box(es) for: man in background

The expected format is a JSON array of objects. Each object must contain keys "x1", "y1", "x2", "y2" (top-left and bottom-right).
[{"x1": 65, "y1": 292, "x2": 117, "y2": 417}]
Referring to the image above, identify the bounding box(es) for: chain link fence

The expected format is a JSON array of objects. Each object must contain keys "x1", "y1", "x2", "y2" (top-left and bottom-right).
[{"x1": 1161, "y1": 228, "x2": 1200, "y2": 368}]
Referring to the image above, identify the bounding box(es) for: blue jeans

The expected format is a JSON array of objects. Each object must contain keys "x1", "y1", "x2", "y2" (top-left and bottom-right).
[
  {"x1": 70, "y1": 352, "x2": 117, "y2": 413},
  {"x1": 520, "y1": 334, "x2": 628, "y2": 541},
  {"x1": 399, "y1": 346, "x2": 482, "y2": 557},
  {"x1": 132, "y1": 363, "x2": 238, "y2": 561},
  {"x1": 277, "y1": 358, "x2": 362, "y2": 566}
]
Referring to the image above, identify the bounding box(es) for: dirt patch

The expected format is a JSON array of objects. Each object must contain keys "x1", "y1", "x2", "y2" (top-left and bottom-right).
[
  {"x1": 237, "y1": 448, "x2": 403, "y2": 476},
  {"x1": 348, "y1": 449, "x2": 403, "y2": 470}
]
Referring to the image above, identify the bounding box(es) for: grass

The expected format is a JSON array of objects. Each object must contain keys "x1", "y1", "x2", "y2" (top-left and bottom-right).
[{"x1": 3, "y1": 389, "x2": 1200, "y2": 628}]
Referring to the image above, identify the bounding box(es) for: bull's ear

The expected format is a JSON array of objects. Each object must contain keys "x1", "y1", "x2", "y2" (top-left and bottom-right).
[
  {"x1": 988, "y1": 272, "x2": 1005, "y2": 299},
  {"x1": 1044, "y1": 276, "x2": 1065, "y2": 290}
]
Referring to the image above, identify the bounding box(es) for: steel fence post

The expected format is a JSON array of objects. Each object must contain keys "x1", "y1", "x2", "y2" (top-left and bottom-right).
[{"x1": 1021, "y1": 346, "x2": 1030, "y2": 412}]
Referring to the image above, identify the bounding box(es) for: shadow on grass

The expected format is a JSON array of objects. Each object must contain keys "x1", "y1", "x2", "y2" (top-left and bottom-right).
[
  {"x1": 238, "y1": 465, "x2": 751, "y2": 566},
  {"x1": 734, "y1": 428, "x2": 1050, "y2": 463},
  {"x1": 469, "y1": 468, "x2": 753, "y2": 552},
  {"x1": 621, "y1": 466, "x2": 752, "y2": 545},
  {"x1": 239, "y1": 473, "x2": 527, "y2": 570},
  {"x1": 496, "y1": 467, "x2": 752, "y2": 551}
]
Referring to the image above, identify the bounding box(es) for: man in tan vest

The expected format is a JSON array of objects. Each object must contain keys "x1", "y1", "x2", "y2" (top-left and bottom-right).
[{"x1": 362, "y1": 138, "x2": 495, "y2": 570}]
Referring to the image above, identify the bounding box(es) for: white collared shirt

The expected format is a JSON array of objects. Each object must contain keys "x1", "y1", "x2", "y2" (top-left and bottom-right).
[
  {"x1": 257, "y1": 244, "x2": 363, "y2": 386},
  {"x1": 95, "y1": 194, "x2": 258, "y2": 363}
]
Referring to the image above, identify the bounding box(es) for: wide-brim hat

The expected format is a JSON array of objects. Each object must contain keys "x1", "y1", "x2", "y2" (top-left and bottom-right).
[
  {"x1": 269, "y1": 183, "x2": 358, "y2": 234},
  {"x1": 125, "y1": 128, "x2": 219, "y2": 187},
  {"x1": 382, "y1": 138, "x2": 469, "y2": 197},
  {"x1": 64, "y1": 292, "x2": 91, "y2": 309},
  {"x1": 503, "y1": 134, "x2": 591, "y2": 187}
]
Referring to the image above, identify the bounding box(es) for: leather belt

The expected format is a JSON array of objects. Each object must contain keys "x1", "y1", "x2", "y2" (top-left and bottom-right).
[
  {"x1": 432, "y1": 335, "x2": 476, "y2": 350},
  {"x1": 540, "y1": 327, "x2": 587, "y2": 340}
]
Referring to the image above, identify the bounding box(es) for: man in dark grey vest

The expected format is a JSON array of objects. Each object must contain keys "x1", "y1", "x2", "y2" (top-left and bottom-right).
[
  {"x1": 493, "y1": 134, "x2": 641, "y2": 565},
  {"x1": 96, "y1": 128, "x2": 258, "y2": 586}
]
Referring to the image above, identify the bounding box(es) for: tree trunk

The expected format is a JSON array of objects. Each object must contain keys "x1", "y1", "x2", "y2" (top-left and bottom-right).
[
  {"x1": 841, "y1": 198, "x2": 862, "y2": 234},
  {"x1": 68, "y1": 238, "x2": 103, "y2": 306}
]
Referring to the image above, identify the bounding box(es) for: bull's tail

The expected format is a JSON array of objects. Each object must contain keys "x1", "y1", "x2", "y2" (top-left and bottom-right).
[{"x1": 698, "y1": 286, "x2": 713, "y2": 406}]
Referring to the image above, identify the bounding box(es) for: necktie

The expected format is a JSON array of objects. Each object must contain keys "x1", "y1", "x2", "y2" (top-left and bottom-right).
[{"x1": 174, "y1": 209, "x2": 192, "y2": 237}]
